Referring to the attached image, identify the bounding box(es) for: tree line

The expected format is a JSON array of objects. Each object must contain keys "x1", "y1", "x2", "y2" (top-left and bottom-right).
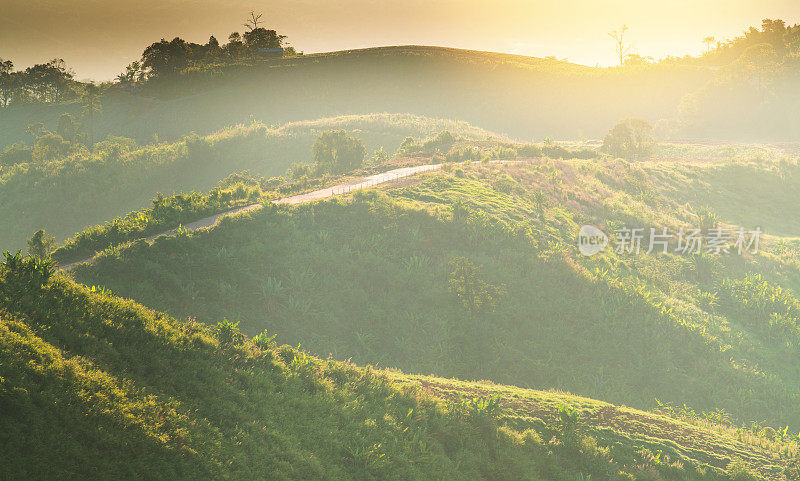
[
  {"x1": 119, "y1": 11, "x2": 296, "y2": 83},
  {"x1": 617, "y1": 18, "x2": 800, "y2": 67},
  {"x1": 0, "y1": 11, "x2": 294, "y2": 108},
  {"x1": 0, "y1": 58, "x2": 79, "y2": 108}
]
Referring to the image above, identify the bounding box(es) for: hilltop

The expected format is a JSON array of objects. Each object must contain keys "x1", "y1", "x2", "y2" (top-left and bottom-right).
[{"x1": 0, "y1": 45, "x2": 713, "y2": 148}]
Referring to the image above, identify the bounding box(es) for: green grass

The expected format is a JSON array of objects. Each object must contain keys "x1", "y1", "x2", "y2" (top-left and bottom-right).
[
  {"x1": 0, "y1": 113, "x2": 496, "y2": 252},
  {"x1": 388, "y1": 373, "x2": 798, "y2": 481},
  {"x1": 3, "y1": 253, "x2": 762, "y2": 481},
  {"x1": 0, "y1": 251, "x2": 790, "y2": 481},
  {"x1": 68, "y1": 145, "x2": 800, "y2": 429}
]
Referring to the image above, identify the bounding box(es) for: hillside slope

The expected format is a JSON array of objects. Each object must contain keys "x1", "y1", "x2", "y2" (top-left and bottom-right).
[
  {"x1": 0, "y1": 114, "x2": 494, "y2": 251},
  {"x1": 0, "y1": 253, "x2": 791, "y2": 481},
  {"x1": 0, "y1": 46, "x2": 712, "y2": 148},
  {"x1": 70, "y1": 145, "x2": 800, "y2": 428}
]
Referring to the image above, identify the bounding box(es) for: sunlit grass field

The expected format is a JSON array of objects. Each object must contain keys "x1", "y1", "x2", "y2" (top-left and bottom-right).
[
  {"x1": 64, "y1": 140, "x2": 800, "y2": 431},
  {"x1": 1, "y1": 258, "x2": 794, "y2": 480}
]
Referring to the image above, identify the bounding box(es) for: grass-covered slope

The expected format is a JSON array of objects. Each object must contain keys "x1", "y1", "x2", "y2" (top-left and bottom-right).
[
  {"x1": 0, "y1": 255, "x2": 552, "y2": 480},
  {"x1": 70, "y1": 147, "x2": 800, "y2": 429},
  {"x1": 0, "y1": 253, "x2": 790, "y2": 481},
  {"x1": 0, "y1": 46, "x2": 713, "y2": 148},
  {"x1": 392, "y1": 373, "x2": 800, "y2": 481},
  {"x1": 0, "y1": 114, "x2": 494, "y2": 252}
]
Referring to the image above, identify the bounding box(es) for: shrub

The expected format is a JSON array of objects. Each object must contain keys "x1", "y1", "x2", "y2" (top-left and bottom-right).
[
  {"x1": 397, "y1": 136, "x2": 419, "y2": 154},
  {"x1": 0, "y1": 143, "x2": 32, "y2": 166},
  {"x1": 252, "y1": 329, "x2": 278, "y2": 349},
  {"x1": 446, "y1": 146, "x2": 483, "y2": 163},
  {"x1": 602, "y1": 119, "x2": 656, "y2": 160},
  {"x1": 214, "y1": 318, "x2": 244, "y2": 346},
  {"x1": 448, "y1": 257, "x2": 506, "y2": 315},
  {"x1": 695, "y1": 207, "x2": 719, "y2": 230},
  {"x1": 422, "y1": 130, "x2": 456, "y2": 152},
  {"x1": 0, "y1": 251, "x2": 55, "y2": 307},
  {"x1": 312, "y1": 130, "x2": 366, "y2": 174},
  {"x1": 32, "y1": 132, "x2": 74, "y2": 163},
  {"x1": 26, "y1": 229, "x2": 55, "y2": 259}
]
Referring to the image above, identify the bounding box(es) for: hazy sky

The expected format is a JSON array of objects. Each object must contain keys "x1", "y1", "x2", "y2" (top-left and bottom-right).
[{"x1": 2, "y1": 0, "x2": 799, "y2": 80}]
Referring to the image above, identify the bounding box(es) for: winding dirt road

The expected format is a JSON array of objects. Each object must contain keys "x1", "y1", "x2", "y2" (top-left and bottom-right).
[{"x1": 56, "y1": 163, "x2": 444, "y2": 271}]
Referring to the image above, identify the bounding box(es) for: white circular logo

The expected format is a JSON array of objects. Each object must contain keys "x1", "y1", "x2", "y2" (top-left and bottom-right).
[{"x1": 577, "y1": 225, "x2": 608, "y2": 256}]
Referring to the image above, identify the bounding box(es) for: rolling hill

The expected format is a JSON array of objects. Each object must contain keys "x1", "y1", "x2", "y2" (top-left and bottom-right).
[
  {"x1": 0, "y1": 249, "x2": 791, "y2": 480},
  {"x1": 0, "y1": 114, "x2": 498, "y2": 252},
  {"x1": 0, "y1": 46, "x2": 713, "y2": 148},
  {"x1": 67, "y1": 142, "x2": 800, "y2": 429},
  {"x1": 6, "y1": 17, "x2": 800, "y2": 481}
]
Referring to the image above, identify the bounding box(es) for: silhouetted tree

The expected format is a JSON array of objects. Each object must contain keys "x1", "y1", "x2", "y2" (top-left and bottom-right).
[
  {"x1": 703, "y1": 36, "x2": 716, "y2": 54},
  {"x1": 116, "y1": 61, "x2": 143, "y2": 85},
  {"x1": 141, "y1": 38, "x2": 193, "y2": 79},
  {"x1": 244, "y1": 11, "x2": 263, "y2": 31},
  {"x1": 225, "y1": 33, "x2": 245, "y2": 59},
  {"x1": 205, "y1": 36, "x2": 221, "y2": 58},
  {"x1": 23, "y1": 59, "x2": 73, "y2": 102},
  {"x1": 244, "y1": 28, "x2": 286, "y2": 50},
  {"x1": 624, "y1": 54, "x2": 653, "y2": 66},
  {"x1": 609, "y1": 25, "x2": 632, "y2": 67},
  {"x1": 0, "y1": 59, "x2": 12, "y2": 77}
]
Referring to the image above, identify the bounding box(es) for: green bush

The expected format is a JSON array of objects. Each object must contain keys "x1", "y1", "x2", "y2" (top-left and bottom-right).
[
  {"x1": 0, "y1": 143, "x2": 31, "y2": 166},
  {"x1": 31, "y1": 132, "x2": 77, "y2": 163},
  {"x1": 602, "y1": 118, "x2": 656, "y2": 160},
  {"x1": 312, "y1": 130, "x2": 366, "y2": 174},
  {"x1": 52, "y1": 182, "x2": 262, "y2": 265}
]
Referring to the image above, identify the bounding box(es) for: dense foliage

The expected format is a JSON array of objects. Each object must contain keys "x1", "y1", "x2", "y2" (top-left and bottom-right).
[
  {"x1": 0, "y1": 114, "x2": 493, "y2": 251},
  {"x1": 51, "y1": 183, "x2": 263, "y2": 265},
  {"x1": 73, "y1": 148, "x2": 800, "y2": 429},
  {"x1": 312, "y1": 130, "x2": 367, "y2": 174},
  {"x1": 0, "y1": 58, "x2": 82, "y2": 108},
  {"x1": 601, "y1": 119, "x2": 656, "y2": 160},
  {"x1": 1, "y1": 253, "x2": 752, "y2": 481}
]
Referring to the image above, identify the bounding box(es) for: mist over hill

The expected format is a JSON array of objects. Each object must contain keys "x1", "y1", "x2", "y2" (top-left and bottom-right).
[
  {"x1": 0, "y1": 46, "x2": 713, "y2": 147},
  {"x1": 5, "y1": 14, "x2": 800, "y2": 481}
]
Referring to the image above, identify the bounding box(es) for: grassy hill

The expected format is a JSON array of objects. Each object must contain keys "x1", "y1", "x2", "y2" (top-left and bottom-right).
[
  {"x1": 0, "y1": 46, "x2": 713, "y2": 148},
  {"x1": 0, "y1": 250, "x2": 793, "y2": 480},
  {"x1": 67, "y1": 142, "x2": 800, "y2": 429},
  {"x1": 0, "y1": 114, "x2": 496, "y2": 252}
]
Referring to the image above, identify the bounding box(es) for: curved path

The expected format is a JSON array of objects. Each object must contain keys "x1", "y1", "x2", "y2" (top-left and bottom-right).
[{"x1": 56, "y1": 163, "x2": 444, "y2": 271}]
